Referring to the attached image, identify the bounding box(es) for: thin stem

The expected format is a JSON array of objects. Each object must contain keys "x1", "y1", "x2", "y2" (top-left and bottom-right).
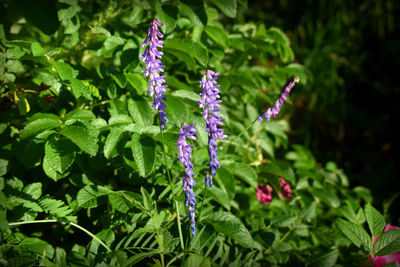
[
  {"x1": 237, "y1": 118, "x2": 258, "y2": 138},
  {"x1": 197, "y1": 185, "x2": 208, "y2": 222},
  {"x1": 175, "y1": 200, "x2": 185, "y2": 251},
  {"x1": 9, "y1": 220, "x2": 112, "y2": 253}
]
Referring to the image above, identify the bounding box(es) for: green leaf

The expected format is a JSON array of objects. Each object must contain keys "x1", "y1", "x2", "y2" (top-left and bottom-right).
[
  {"x1": 171, "y1": 90, "x2": 200, "y2": 102},
  {"x1": 178, "y1": 0, "x2": 207, "y2": 26},
  {"x1": 109, "y1": 193, "x2": 130, "y2": 213},
  {"x1": 64, "y1": 109, "x2": 96, "y2": 124},
  {"x1": 165, "y1": 94, "x2": 188, "y2": 126},
  {"x1": 227, "y1": 162, "x2": 257, "y2": 188},
  {"x1": 0, "y1": 159, "x2": 8, "y2": 177},
  {"x1": 54, "y1": 61, "x2": 75, "y2": 81},
  {"x1": 141, "y1": 187, "x2": 153, "y2": 210},
  {"x1": 164, "y1": 39, "x2": 208, "y2": 67},
  {"x1": 43, "y1": 154, "x2": 70, "y2": 181},
  {"x1": 31, "y1": 42, "x2": 47, "y2": 56},
  {"x1": 209, "y1": 0, "x2": 237, "y2": 18},
  {"x1": 374, "y1": 229, "x2": 400, "y2": 256},
  {"x1": 104, "y1": 127, "x2": 125, "y2": 160},
  {"x1": 300, "y1": 202, "x2": 317, "y2": 222},
  {"x1": 335, "y1": 219, "x2": 373, "y2": 253},
  {"x1": 21, "y1": 113, "x2": 61, "y2": 139},
  {"x1": 20, "y1": 237, "x2": 54, "y2": 258},
  {"x1": 204, "y1": 26, "x2": 229, "y2": 48},
  {"x1": 71, "y1": 78, "x2": 91, "y2": 99},
  {"x1": 182, "y1": 254, "x2": 212, "y2": 267},
  {"x1": 77, "y1": 185, "x2": 107, "y2": 209},
  {"x1": 365, "y1": 203, "x2": 385, "y2": 236},
  {"x1": 306, "y1": 249, "x2": 339, "y2": 267},
  {"x1": 131, "y1": 134, "x2": 155, "y2": 177},
  {"x1": 125, "y1": 73, "x2": 148, "y2": 95},
  {"x1": 60, "y1": 123, "x2": 99, "y2": 156},
  {"x1": 40, "y1": 197, "x2": 75, "y2": 220},
  {"x1": 23, "y1": 183, "x2": 42, "y2": 200},
  {"x1": 127, "y1": 98, "x2": 154, "y2": 126},
  {"x1": 45, "y1": 136, "x2": 76, "y2": 173},
  {"x1": 155, "y1": 2, "x2": 177, "y2": 34},
  {"x1": 313, "y1": 189, "x2": 340, "y2": 208},
  {"x1": 205, "y1": 211, "x2": 257, "y2": 248}
]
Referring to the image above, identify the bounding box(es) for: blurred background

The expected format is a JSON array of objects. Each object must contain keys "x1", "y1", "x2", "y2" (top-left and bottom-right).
[{"x1": 241, "y1": 0, "x2": 400, "y2": 220}]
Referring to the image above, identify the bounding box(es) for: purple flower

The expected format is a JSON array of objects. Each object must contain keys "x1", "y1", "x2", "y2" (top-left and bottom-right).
[
  {"x1": 141, "y1": 19, "x2": 168, "y2": 130},
  {"x1": 177, "y1": 123, "x2": 197, "y2": 237},
  {"x1": 258, "y1": 77, "x2": 299, "y2": 122},
  {"x1": 198, "y1": 70, "x2": 227, "y2": 187}
]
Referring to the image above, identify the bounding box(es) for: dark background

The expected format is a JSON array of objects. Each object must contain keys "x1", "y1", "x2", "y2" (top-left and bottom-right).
[{"x1": 243, "y1": 0, "x2": 400, "y2": 221}]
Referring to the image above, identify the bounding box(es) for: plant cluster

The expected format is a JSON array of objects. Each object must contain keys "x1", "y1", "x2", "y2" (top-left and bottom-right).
[{"x1": 0, "y1": 0, "x2": 399, "y2": 266}]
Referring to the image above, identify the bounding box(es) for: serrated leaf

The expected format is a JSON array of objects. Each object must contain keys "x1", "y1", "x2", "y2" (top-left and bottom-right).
[
  {"x1": 104, "y1": 127, "x2": 125, "y2": 159},
  {"x1": 45, "y1": 136, "x2": 76, "y2": 173},
  {"x1": 374, "y1": 229, "x2": 400, "y2": 256},
  {"x1": 165, "y1": 94, "x2": 188, "y2": 126},
  {"x1": 21, "y1": 113, "x2": 61, "y2": 139},
  {"x1": 64, "y1": 109, "x2": 96, "y2": 123},
  {"x1": 127, "y1": 98, "x2": 154, "y2": 126},
  {"x1": 23, "y1": 183, "x2": 42, "y2": 200},
  {"x1": 306, "y1": 249, "x2": 339, "y2": 267},
  {"x1": 31, "y1": 42, "x2": 46, "y2": 56},
  {"x1": 204, "y1": 26, "x2": 229, "y2": 48},
  {"x1": 178, "y1": 0, "x2": 207, "y2": 26},
  {"x1": 60, "y1": 122, "x2": 98, "y2": 156},
  {"x1": 209, "y1": 0, "x2": 237, "y2": 18},
  {"x1": 20, "y1": 238, "x2": 54, "y2": 258},
  {"x1": 141, "y1": 187, "x2": 153, "y2": 210},
  {"x1": 131, "y1": 134, "x2": 155, "y2": 177},
  {"x1": 365, "y1": 203, "x2": 385, "y2": 236},
  {"x1": 77, "y1": 185, "x2": 107, "y2": 209},
  {"x1": 171, "y1": 90, "x2": 200, "y2": 102},
  {"x1": 205, "y1": 211, "x2": 257, "y2": 248},
  {"x1": 335, "y1": 219, "x2": 372, "y2": 253},
  {"x1": 125, "y1": 73, "x2": 148, "y2": 94},
  {"x1": 42, "y1": 154, "x2": 70, "y2": 181},
  {"x1": 71, "y1": 78, "x2": 91, "y2": 99},
  {"x1": 164, "y1": 39, "x2": 208, "y2": 67},
  {"x1": 182, "y1": 254, "x2": 212, "y2": 267},
  {"x1": 227, "y1": 162, "x2": 257, "y2": 188},
  {"x1": 54, "y1": 61, "x2": 75, "y2": 81},
  {"x1": 109, "y1": 193, "x2": 130, "y2": 213},
  {"x1": 313, "y1": 189, "x2": 340, "y2": 208}
]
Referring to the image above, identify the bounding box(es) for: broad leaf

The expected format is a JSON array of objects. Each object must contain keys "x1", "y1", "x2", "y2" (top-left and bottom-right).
[
  {"x1": 365, "y1": 203, "x2": 385, "y2": 236},
  {"x1": 335, "y1": 219, "x2": 372, "y2": 253},
  {"x1": 21, "y1": 113, "x2": 60, "y2": 139},
  {"x1": 227, "y1": 162, "x2": 257, "y2": 188},
  {"x1": 206, "y1": 211, "x2": 258, "y2": 249},
  {"x1": 374, "y1": 229, "x2": 400, "y2": 256},
  {"x1": 45, "y1": 136, "x2": 76, "y2": 173},
  {"x1": 209, "y1": 0, "x2": 237, "y2": 18},
  {"x1": 60, "y1": 122, "x2": 99, "y2": 156},
  {"x1": 130, "y1": 134, "x2": 155, "y2": 177}
]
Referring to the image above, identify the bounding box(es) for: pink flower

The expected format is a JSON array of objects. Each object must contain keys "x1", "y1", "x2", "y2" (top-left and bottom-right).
[
  {"x1": 257, "y1": 184, "x2": 272, "y2": 204},
  {"x1": 370, "y1": 224, "x2": 400, "y2": 267},
  {"x1": 278, "y1": 178, "x2": 292, "y2": 200}
]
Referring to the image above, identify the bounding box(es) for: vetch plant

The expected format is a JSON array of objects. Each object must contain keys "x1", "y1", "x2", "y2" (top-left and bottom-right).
[
  {"x1": 177, "y1": 123, "x2": 198, "y2": 237},
  {"x1": 258, "y1": 77, "x2": 300, "y2": 122},
  {"x1": 141, "y1": 19, "x2": 168, "y2": 130},
  {"x1": 198, "y1": 70, "x2": 227, "y2": 187}
]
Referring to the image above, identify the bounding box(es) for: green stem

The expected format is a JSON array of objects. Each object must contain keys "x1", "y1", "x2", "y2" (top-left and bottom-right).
[
  {"x1": 197, "y1": 185, "x2": 208, "y2": 222},
  {"x1": 8, "y1": 220, "x2": 112, "y2": 253},
  {"x1": 237, "y1": 118, "x2": 258, "y2": 138},
  {"x1": 159, "y1": 126, "x2": 185, "y2": 252}
]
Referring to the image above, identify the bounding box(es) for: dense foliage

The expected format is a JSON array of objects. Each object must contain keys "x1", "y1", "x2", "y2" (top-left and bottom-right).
[{"x1": 1, "y1": 0, "x2": 399, "y2": 266}]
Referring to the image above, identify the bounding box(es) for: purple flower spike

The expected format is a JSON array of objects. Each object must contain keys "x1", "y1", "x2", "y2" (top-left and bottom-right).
[
  {"x1": 141, "y1": 19, "x2": 168, "y2": 130},
  {"x1": 258, "y1": 77, "x2": 299, "y2": 122},
  {"x1": 198, "y1": 70, "x2": 227, "y2": 187},
  {"x1": 177, "y1": 123, "x2": 197, "y2": 237}
]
